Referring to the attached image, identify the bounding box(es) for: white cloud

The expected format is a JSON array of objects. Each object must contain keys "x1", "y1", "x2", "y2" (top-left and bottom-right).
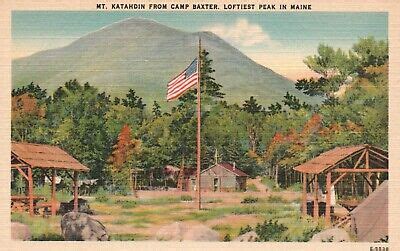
[{"x1": 202, "y1": 18, "x2": 276, "y2": 47}]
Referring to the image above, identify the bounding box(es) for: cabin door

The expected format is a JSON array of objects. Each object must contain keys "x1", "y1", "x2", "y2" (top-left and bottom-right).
[{"x1": 213, "y1": 178, "x2": 219, "y2": 192}]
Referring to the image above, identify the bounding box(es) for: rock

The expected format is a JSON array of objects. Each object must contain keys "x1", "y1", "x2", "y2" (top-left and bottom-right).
[
  {"x1": 232, "y1": 231, "x2": 258, "y2": 242},
  {"x1": 310, "y1": 228, "x2": 351, "y2": 242},
  {"x1": 11, "y1": 222, "x2": 31, "y2": 241},
  {"x1": 182, "y1": 224, "x2": 219, "y2": 241},
  {"x1": 155, "y1": 222, "x2": 185, "y2": 241},
  {"x1": 61, "y1": 212, "x2": 108, "y2": 241},
  {"x1": 156, "y1": 222, "x2": 219, "y2": 241}
]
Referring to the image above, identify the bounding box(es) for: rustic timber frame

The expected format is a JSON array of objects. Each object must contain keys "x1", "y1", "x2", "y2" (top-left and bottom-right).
[
  {"x1": 294, "y1": 144, "x2": 388, "y2": 225},
  {"x1": 11, "y1": 142, "x2": 89, "y2": 216}
]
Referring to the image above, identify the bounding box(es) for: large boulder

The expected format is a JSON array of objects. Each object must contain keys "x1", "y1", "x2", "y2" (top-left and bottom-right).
[
  {"x1": 232, "y1": 231, "x2": 258, "y2": 242},
  {"x1": 11, "y1": 222, "x2": 31, "y2": 240},
  {"x1": 310, "y1": 228, "x2": 351, "y2": 242},
  {"x1": 61, "y1": 212, "x2": 108, "y2": 241},
  {"x1": 156, "y1": 222, "x2": 219, "y2": 241},
  {"x1": 182, "y1": 224, "x2": 219, "y2": 241}
]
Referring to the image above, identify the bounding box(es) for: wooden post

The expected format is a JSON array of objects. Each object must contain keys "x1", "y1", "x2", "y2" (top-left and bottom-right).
[
  {"x1": 365, "y1": 147, "x2": 372, "y2": 194},
  {"x1": 313, "y1": 174, "x2": 319, "y2": 221},
  {"x1": 51, "y1": 169, "x2": 57, "y2": 216},
  {"x1": 302, "y1": 173, "x2": 307, "y2": 217},
  {"x1": 325, "y1": 172, "x2": 331, "y2": 226},
  {"x1": 73, "y1": 171, "x2": 78, "y2": 212},
  {"x1": 196, "y1": 37, "x2": 202, "y2": 210},
  {"x1": 27, "y1": 167, "x2": 34, "y2": 216}
]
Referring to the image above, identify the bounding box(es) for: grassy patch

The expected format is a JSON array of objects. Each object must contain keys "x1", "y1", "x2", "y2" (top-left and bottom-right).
[
  {"x1": 118, "y1": 200, "x2": 137, "y2": 209},
  {"x1": 34, "y1": 185, "x2": 72, "y2": 202},
  {"x1": 287, "y1": 182, "x2": 302, "y2": 192},
  {"x1": 180, "y1": 195, "x2": 193, "y2": 202},
  {"x1": 246, "y1": 184, "x2": 259, "y2": 192},
  {"x1": 241, "y1": 196, "x2": 259, "y2": 204},
  {"x1": 11, "y1": 212, "x2": 61, "y2": 240},
  {"x1": 261, "y1": 177, "x2": 281, "y2": 191},
  {"x1": 206, "y1": 198, "x2": 223, "y2": 203},
  {"x1": 136, "y1": 196, "x2": 181, "y2": 205},
  {"x1": 267, "y1": 195, "x2": 288, "y2": 203},
  {"x1": 110, "y1": 233, "x2": 150, "y2": 241}
]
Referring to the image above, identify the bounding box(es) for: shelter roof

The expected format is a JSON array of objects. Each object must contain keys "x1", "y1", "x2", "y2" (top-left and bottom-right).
[
  {"x1": 11, "y1": 142, "x2": 89, "y2": 172},
  {"x1": 293, "y1": 144, "x2": 387, "y2": 174}
]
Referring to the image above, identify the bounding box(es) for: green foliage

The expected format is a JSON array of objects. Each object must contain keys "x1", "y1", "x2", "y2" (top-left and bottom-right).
[
  {"x1": 261, "y1": 177, "x2": 281, "y2": 191},
  {"x1": 180, "y1": 195, "x2": 193, "y2": 201},
  {"x1": 287, "y1": 182, "x2": 302, "y2": 192},
  {"x1": 267, "y1": 195, "x2": 287, "y2": 203},
  {"x1": 95, "y1": 187, "x2": 109, "y2": 203},
  {"x1": 298, "y1": 225, "x2": 323, "y2": 242},
  {"x1": 34, "y1": 185, "x2": 72, "y2": 202},
  {"x1": 152, "y1": 101, "x2": 162, "y2": 118},
  {"x1": 223, "y1": 234, "x2": 231, "y2": 242},
  {"x1": 115, "y1": 199, "x2": 137, "y2": 209},
  {"x1": 11, "y1": 212, "x2": 61, "y2": 240},
  {"x1": 246, "y1": 183, "x2": 259, "y2": 192},
  {"x1": 242, "y1": 96, "x2": 264, "y2": 114},
  {"x1": 255, "y1": 220, "x2": 288, "y2": 242},
  {"x1": 12, "y1": 82, "x2": 47, "y2": 101},
  {"x1": 238, "y1": 225, "x2": 253, "y2": 235},
  {"x1": 122, "y1": 89, "x2": 146, "y2": 110},
  {"x1": 241, "y1": 196, "x2": 259, "y2": 204}
]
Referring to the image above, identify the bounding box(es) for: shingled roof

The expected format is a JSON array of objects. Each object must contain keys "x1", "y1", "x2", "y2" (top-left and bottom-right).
[
  {"x1": 293, "y1": 144, "x2": 388, "y2": 174},
  {"x1": 11, "y1": 142, "x2": 89, "y2": 172},
  {"x1": 202, "y1": 162, "x2": 248, "y2": 177}
]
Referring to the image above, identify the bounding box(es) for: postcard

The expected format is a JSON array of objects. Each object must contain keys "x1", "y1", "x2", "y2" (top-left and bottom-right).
[{"x1": 1, "y1": 0, "x2": 399, "y2": 250}]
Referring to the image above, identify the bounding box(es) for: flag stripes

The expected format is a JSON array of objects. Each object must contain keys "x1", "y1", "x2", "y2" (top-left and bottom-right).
[{"x1": 167, "y1": 59, "x2": 198, "y2": 101}]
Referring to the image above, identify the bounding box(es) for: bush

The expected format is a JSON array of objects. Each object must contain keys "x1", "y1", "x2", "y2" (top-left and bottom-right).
[
  {"x1": 238, "y1": 225, "x2": 253, "y2": 235},
  {"x1": 115, "y1": 199, "x2": 137, "y2": 209},
  {"x1": 241, "y1": 196, "x2": 259, "y2": 204},
  {"x1": 223, "y1": 234, "x2": 231, "y2": 242},
  {"x1": 255, "y1": 220, "x2": 288, "y2": 241},
  {"x1": 31, "y1": 233, "x2": 64, "y2": 241},
  {"x1": 261, "y1": 177, "x2": 281, "y2": 191},
  {"x1": 180, "y1": 195, "x2": 193, "y2": 202},
  {"x1": 246, "y1": 184, "x2": 259, "y2": 192},
  {"x1": 299, "y1": 225, "x2": 323, "y2": 242},
  {"x1": 267, "y1": 195, "x2": 287, "y2": 203},
  {"x1": 94, "y1": 187, "x2": 109, "y2": 203},
  {"x1": 287, "y1": 182, "x2": 302, "y2": 192},
  {"x1": 206, "y1": 198, "x2": 223, "y2": 203}
]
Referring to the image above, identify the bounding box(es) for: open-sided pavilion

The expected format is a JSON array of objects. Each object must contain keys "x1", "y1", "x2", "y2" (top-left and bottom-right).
[
  {"x1": 11, "y1": 142, "x2": 89, "y2": 216},
  {"x1": 293, "y1": 144, "x2": 388, "y2": 225}
]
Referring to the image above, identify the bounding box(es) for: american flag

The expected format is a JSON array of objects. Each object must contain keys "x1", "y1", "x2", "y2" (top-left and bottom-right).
[{"x1": 167, "y1": 58, "x2": 198, "y2": 101}]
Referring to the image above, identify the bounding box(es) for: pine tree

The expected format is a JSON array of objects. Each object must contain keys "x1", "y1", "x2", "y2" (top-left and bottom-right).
[{"x1": 152, "y1": 101, "x2": 162, "y2": 118}]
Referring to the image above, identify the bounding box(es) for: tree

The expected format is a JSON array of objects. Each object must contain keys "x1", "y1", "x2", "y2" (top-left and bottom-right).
[
  {"x1": 152, "y1": 101, "x2": 162, "y2": 118},
  {"x1": 122, "y1": 89, "x2": 146, "y2": 110},
  {"x1": 107, "y1": 124, "x2": 141, "y2": 193},
  {"x1": 352, "y1": 36, "x2": 388, "y2": 73},
  {"x1": 282, "y1": 92, "x2": 311, "y2": 111},
  {"x1": 179, "y1": 49, "x2": 224, "y2": 104},
  {"x1": 243, "y1": 96, "x2": 263, "y2": 114},
  {"x1": 241, "y1": 97, "x2": 265, "y2": 153},
  {"x1": 12, "y1": 82, "x2": 47, "y2": 101},
  {"x1": 47, "y1": 80, "x2": 111, "y2": 182}
]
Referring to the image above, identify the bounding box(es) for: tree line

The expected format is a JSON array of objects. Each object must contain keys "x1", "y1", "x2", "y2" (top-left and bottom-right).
[{"x1": 11, "y1": 37, "x2": 388, "y2": 193}]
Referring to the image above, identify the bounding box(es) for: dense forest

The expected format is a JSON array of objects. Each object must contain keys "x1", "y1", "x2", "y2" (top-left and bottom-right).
[{"x1": 11, "y1": 37, "x2": 388, "y2": 193}]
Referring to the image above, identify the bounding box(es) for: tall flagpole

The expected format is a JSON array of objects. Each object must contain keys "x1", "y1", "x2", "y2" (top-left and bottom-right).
[{"x1": 196, "y1": 37, "x2": 202, "y2": 210}]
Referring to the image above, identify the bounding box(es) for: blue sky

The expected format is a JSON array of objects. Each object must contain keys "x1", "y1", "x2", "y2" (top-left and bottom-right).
[{"x1": 12, "y1": 11, "x2": 387, "y2": 80}]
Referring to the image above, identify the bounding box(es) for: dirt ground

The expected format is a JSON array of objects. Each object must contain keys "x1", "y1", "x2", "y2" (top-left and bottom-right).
[{"x1": 88, "y1": 178, "x2": 304, "y2": 240}]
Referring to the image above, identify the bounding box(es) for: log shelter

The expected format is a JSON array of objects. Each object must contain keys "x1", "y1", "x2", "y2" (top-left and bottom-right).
[
  {"x1": 11, "y1": 142, "x2": 89, "y2": 216},
  {"x1": 293, "y1": 144, "x2": 388, "y2": 225}
]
